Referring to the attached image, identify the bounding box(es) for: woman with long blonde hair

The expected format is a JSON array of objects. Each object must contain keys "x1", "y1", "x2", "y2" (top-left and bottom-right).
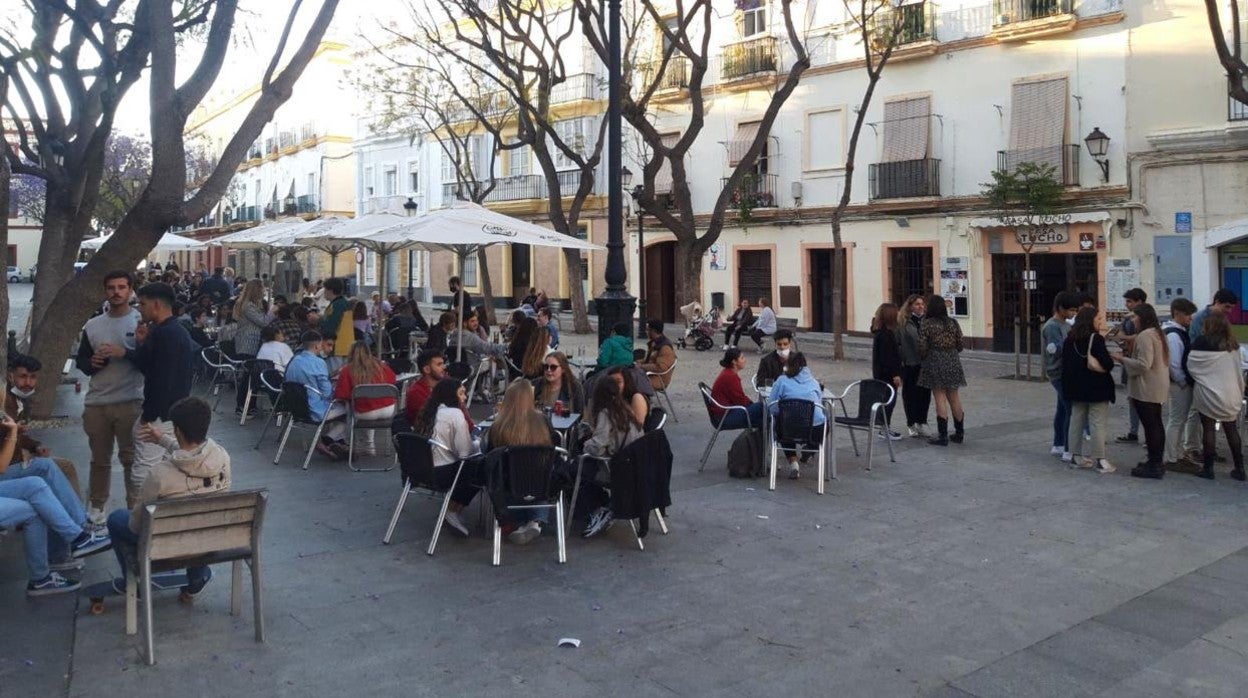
[
  {"x1": 230, "y1": 278, "x2": 269, "y2": 413},
  {"x1": 333, "y1": 341, "x2": 397, "y2": 455},
  {"x1": 487, "y1": 379, "x2": 554, "y2": 545},
  {"x1": 521, "y1": 326, "x2": 552, "y2": 378}
]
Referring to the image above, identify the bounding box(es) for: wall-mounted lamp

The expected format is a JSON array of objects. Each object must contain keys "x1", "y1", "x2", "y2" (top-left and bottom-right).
[{"x1": 1084, "y1": 127, "x2": 1110, "y2": 182}]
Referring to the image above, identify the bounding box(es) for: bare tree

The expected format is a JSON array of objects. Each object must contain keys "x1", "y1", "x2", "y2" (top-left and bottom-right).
[
  {"x1": 407, "y1": 0, "x2": 612, "y2": 334},
  {"x1": 0, "y1": 0, "x2": 339, "y2": 416},
  {"x1": 576, "y1": 0, "x2": 811, "y2": 315},
  {"x1": 1205, "y1": 0, "x2": 1248, "y2": 104}
]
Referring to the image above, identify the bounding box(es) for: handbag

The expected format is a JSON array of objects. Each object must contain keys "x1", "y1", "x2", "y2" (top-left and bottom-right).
[{"x1": 1086, "y1": 335, "x2": 1107, "y2": 374}]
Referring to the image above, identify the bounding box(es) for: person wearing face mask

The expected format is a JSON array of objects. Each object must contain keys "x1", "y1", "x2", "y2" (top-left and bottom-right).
[
  {"x1": 755, "y1": 329, "x2": 794, "y2": 387},
  {"x1": 75, "y1": 270, "x2": 145, "y2": 523},
  {"x1": 898, "y1": 295, "x2": 931, "y2": 438},
  {"x1": 284, "y1": 330, "x2": 350, "y2": 460},
  {"x1": 1042, "y1": 293, "x2": 1080, "y2": 463},
  {"x1": 3, "y1": 354, "x2": 84, "y2": 501}
]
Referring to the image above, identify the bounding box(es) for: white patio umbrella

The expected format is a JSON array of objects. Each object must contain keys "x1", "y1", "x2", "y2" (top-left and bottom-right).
[
  {"x1": 290, "y1": 215, "x2": 354, "y2": 277},
  {"x1": 316, "y1": 211, "x2": 420, "y2": 296},
  {"x1": 211, "y1": 217, "x2": 315, "y2": 296},
  {"x1": 81, "y1": 231, "x2": 207, "y2": 253},
  {"x1": 357, "y1": 201, "x2": 604, "y2": 360}
]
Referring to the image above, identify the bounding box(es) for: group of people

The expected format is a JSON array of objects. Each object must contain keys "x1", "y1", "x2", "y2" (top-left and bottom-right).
[
  {"x1": 721, "y1": 297, "x2": 779, "y2": 352},
  {"x1": 1043, "y1": 287, "x2": 1245, "y2": 480}
]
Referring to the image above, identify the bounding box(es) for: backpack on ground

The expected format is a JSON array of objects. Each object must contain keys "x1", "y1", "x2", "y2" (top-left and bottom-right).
[{"x1": 727, "y1": 428, "x2": 766, "y2": 478}]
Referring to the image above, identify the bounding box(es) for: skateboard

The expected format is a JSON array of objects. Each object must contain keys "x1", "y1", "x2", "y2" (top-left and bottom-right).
[{"x1": 84, "y1": 573, "x2": 191, "y2": 615}]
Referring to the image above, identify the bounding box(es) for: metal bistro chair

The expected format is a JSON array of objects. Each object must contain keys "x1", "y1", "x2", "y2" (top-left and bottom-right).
[
  {"x1": 831, "y1": 379, "x2": 898, "y2": 470},
  {"x1": 345, "y1": 383, "x2": 400, "y2": 472},
  {"x1": 258, "y1": 382, "x2": 342, "y2": 471},
  {"x1": 697, "y1": 382, "x2": 757, "y2": 471},
  {"x1": 238, "y1": 359, "x2": 276, "y2": 426},
  {"x1": 645, "y1": 357, "x2": 679, "y2": 423},
  {"x1": 383, "y1": 432, "x2": 479, "y2": 553},
  {"x1": 486, "y1": 446, "x2": 569, "y2": 566},
  {"x1": 768, "y1": 398, "x2": 830, "y2": 494},
  {"x1": 201, "y1": 346, "x2": 243, "y2": 412},
  {"x1": 569, "y1": 432, "x2": 671, "y2": 550}
]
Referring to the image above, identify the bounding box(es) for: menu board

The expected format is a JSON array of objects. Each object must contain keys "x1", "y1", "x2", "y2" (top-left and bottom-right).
[
  {"x1": 1105, "y1": 258, "x2": 1140, "y2": 320},
  {"x1": 940, "y1": 256, "x2": 970, "y2": 317}
]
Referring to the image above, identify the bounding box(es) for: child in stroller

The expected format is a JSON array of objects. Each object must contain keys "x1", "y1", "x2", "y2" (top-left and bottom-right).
[{"x1": 677, "y1": 301, "x2": 720, "y2": 351}]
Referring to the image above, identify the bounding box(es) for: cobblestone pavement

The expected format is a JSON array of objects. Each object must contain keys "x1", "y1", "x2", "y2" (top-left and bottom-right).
[{"x1": 4, "y1": 319, "x2": 1248, "y2": 697}]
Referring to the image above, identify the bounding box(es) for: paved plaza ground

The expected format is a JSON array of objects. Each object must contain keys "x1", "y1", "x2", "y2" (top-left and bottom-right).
[{"x1": 4, "y1": 294, "x2": 1248, "y2": 696}]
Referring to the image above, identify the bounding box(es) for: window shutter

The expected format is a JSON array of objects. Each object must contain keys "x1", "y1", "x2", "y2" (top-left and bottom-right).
[
  {"x1": 728, "y1": 121, "x2": 762, "y2": 166},
  {"x1": 881, "y1": 97, "x2": 930, "y2": 162},
  {"x1": 655, "y1": 132, "x2": 680, "y2": 193},
  {"x1": 1007, "y1": 78, "x2": 1067, "y2": 170}
]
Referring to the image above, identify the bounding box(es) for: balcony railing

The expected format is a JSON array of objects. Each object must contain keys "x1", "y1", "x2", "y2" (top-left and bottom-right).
[
  {"x1": 644, "y1": 56, "x2": 690, "y2": 91},
  {"x1": 872, "y1": 2, "x2": 934, "y2": 46},
  {"x1": 447, "y1": 91, "x2": 510, "y2": 123},
  {"x1": 721, "y1": 173, "x2": 779, "y2": 208},
  {"x1": 296, "y1": 195, "x2": 317, "y2": 214},
  {"x1": 869, "y1": 158, "x2": 941, "y2": 199},
  {"x1": 234, "y1": 205, "x2": 260, "y2": 223},
  {"x1": 993, "y1": 0, "x2": 1071, "y2": 25},
  {"x1": 440, "y1": 171, "x2": 600, "y2": 206},
  {"x1": 997, "y1": 144, "x2": 1081, "y2": 186},
  {"x1": 721, "y1": 36, "x2": 777, "y2": 81},
  {"x1": 549, "y1": 73, "x2": 601, "y2": 104},
  {"x1": 1230, "y1": 83, "x2": 1248, "y2": 121}
]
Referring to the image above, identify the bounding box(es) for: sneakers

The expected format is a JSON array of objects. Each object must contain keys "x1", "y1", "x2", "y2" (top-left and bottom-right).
[
  {"x1": 583, "y1": 507, "x2": 613, "y2": 538},
  {"x1": 71, "y1": 528, "x2": 111, "y2": 558},
  {"x1": 443, "y1": 510, "x2": 470, "y2": 537},
  {"x1": 1068, "y1": 456, "x2": 1093, "y2": 470},
  {"x1": 508, "y1": 520, "x2": 542, "y2": 545},
  {"x1": 1115, "y1": 433, "x2": 1139, "y2": 443},
  {"x1": 1130, "y1": 462, "x2": 1164, "y2": 479},
  {"x1": 182, "y1": 567, "x2": 213, "y2": 597},
  {"x1": 878, "y1": 429, "x2": 903, "y2": 441},
  {"x1": 1050, "y1": 446, "x2": 1065, "y2": 456},
  {"x1": 1060, "y1": 451, "x2": 1073, "y2": 464},
  {"x1": 914, "y1": 424, "x2": 929, "y2": 438},
  {"x1": 86, "y1": 506, "x2": 107, "y2": 527},
  {"x1": 907, "y1": 426, "x2": 920, "y2": 438},
  {"x1": 1093, "y1": 459, "x2": 1116, "y2": 474},
  {"x1": 787, "y1": 462, "x2": 801, "y2": 480},
  {"x1": 49, "y1": 557, "x2": 85, "y2": 572},
  {"x1": 27, "y1": 572, "x2": 80, "y2": 597}
]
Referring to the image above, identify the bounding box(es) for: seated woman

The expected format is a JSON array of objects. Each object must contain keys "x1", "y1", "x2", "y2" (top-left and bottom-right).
[
  {"x1": 519, "y1": 287, "x2": 538, "y2": 308},
  {"x1": 351, "y1": 300, "x2": 373, "y2": 346},
  {"x1": 580, "y1": 375, "x2": 643, "y2": 538},
  {"x1": 768, "y1": 351, "x2": 826, "y2": 480},
  {"x1": 502, "y1": 309, "x2": 527, "y2": 343},
  {"x1": 520, "y1": 326, "x2": 552, "y2": 380},
  {"x1": 486, "y1": 380, "x2": 559, "y2": 546},
  {"x1": 533, "y1": 289, "x2": 550, "y2": 313},
  {"x1": 531, "y1": 352, "x2": 585, "y2": 414},
  {"x1": 507, "y1": 317, "x2": 538, "y2": 376},
  {"x1": 604, "y1": 364, "x2": 649, "y2": 428},
  {"x1": 413, "y1": 378, "x2": 483, "y2": 537},
  {"x1": 711, "y1": 347, "x2": 764, "y2": 429},
  {"x1": 333, "y1": 341, "x2": 397, "y2": 456}
]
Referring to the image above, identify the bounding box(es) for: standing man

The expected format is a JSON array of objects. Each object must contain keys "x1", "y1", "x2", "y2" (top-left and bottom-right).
[
  {"x1": 537, "y1": 307, "x2": 560, "y2": 350},
  {"x1": 1114, "y1": 288, "x2": 1147, "y2": 443},
  {"x1": 1162, "y1": 298, "x2": 1201, "y2": 471},
  {"x1": 96, "y1": 283, "x2": 198, "y2": 490},
  {"x1": 199, "y1": 267, "x2": 231, "y2": 305},
  {"x1": 75, "y1": 271, "x2": 145, "y2": 523},
  {"x1": 317, "y1": 278, "x2": 350, "y2": 348},
  {"x1": 1190, "y1": 288, "x2": 1239, "y2": 339},
  {"x1": 1042, "y1": 292, "x2": 1079, "y2": 462},
  {"x1": 447, "y1": 276, "x2": 473, "y2": 315}
]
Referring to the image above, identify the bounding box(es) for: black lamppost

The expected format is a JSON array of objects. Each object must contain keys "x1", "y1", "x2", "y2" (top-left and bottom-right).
[
  {"x1": 1084, "y1": 127, "x2": 1110, "y2": 182},
  {"x1": 593, "y1": 0, "x2": 636, "y2": 345},
  {"x1": 283, "y1": 192, "x2": 296, "y2": 216},
  {"x1": 404, "y1": 197, "x2": 419, "y2": 301},
  {"x1": 627, "y1": 179, "x2": 649, "y2": 339}
]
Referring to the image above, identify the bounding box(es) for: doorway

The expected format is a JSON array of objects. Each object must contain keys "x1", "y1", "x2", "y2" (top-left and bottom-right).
[
  {"x1": 511, "y1": 243, "x2": 531, "y2": 303},
  {"x1": 644, "y1": 241, "x2": 677, "y2": 324},
  {"x1": 991, "y1": 253, "x2": 1097, "y2": 352},
  {"x1": 808, "y1": 249, "x2": 847, "y2": 333}
]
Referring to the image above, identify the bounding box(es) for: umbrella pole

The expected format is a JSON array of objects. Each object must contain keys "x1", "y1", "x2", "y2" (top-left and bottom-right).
[{"x1": 456, "y1": 248, "x2": 465, "y2": 363}]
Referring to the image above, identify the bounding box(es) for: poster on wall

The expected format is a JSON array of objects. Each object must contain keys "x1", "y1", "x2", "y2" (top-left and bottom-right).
[
  {"x1": 708, "y1": 243, "x2": 727, "y2": 271},
  {"x1": 1105, "y1": 258, "x2": 1140, "y2": 319},
  {"x1": 940, "y1": 256, "x2": 970, "y2": 317}
]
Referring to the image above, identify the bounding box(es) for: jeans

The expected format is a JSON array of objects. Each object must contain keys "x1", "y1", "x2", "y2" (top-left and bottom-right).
[
  {"x1": 1131, "y1": 398, "x2": 1165, "y2": 466},
  {"x1": 1067, "y1": 401, "x2": 1109, "y2": 461},
  {"x1": 83, "y1": 399, "x2": 143, "y2": 508},
  {"x1": 1050, "y1": 379, "x2": 1071, "y2": 450},
  {"x1": 749, "y1": 329, "x2": 772, "y2": 347},
  {"x1": 0, "y1": 477, "x2": 83, "y2": 581},
  {"x1": 900, "y1": 365, "x2": 931, "y2": 427},
  {"x1": 107, "y1": 508, "x2": 209, "y2": 587},
  {"x1": 717, "y1": 402, "x2": 766, "y2": 430},
  {"x1": 723, "y1": 326, "x2": 748, "y2": 347},
  {"x1": 1164, "y1": 383, "x2": 1201, "y2": 463},
  {"x1": 779, "y1": 426, "x2": 825, "y2": 459},
  {"x1": 0, "y1": 457, "x2": 86, "y2": 537},
  {"x1": 1127, "y1": 399, "x2": 1140, "y2": 436},
  {"x1": 353, "y1": 405, "x2": 396, "y2": 449},
  {"x1": 132, "y1": 418, "x2": 174, "y2": 495}
]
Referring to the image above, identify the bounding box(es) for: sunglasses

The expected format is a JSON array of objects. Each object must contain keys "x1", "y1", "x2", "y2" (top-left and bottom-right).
[{"x1": 543, "y1": 364, "x2": 560, "y2": 371}]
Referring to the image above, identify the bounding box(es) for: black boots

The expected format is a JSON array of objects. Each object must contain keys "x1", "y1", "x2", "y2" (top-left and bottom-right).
[
  {"x1": 1198, "y1": 458, "x2": 1216, "y2": 480},
  {"x1": 1130, "y1": 461, "x2": 1165, "y2": 479},
  {"x1": 928, "y1": 417, "x2": 949, "y2": 446},
  {"x1": 1232, "y1": 466, "x2": 1246, "y2": 481},
  {"x1": 949, "y1": 419, "x2": 965, "y2": 444}
]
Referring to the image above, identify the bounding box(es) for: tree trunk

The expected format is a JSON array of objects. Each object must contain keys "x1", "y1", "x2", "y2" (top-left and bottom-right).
[
  {"x1": 672, "y1": 240, "x2": 704, "y2": 315},
  {"x1": 476, "y1": 247, "x2": 497, "y2": 326},
  {"x1": 831, "y1": 218, "x2": 845, "y2": 360},
  {"x1": 562, "y1": 249, "x2": 590, "y2": 334}
]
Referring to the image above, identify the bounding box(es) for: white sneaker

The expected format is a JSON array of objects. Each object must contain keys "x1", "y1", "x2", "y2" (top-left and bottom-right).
[
  {"x1": 1050, "y1": 446, "x2": 1064, "y2": 456},
  {"x1": 1060, "y1": 451, "x2": 1073, "y2": 464},
  {"x1": 907, "y1": 426, "x2": 920, "y2": 438},
  {"x1": 1094, "y1": 459, "x2": 1116, "y2": 474},
  {"x1": 508, "y1": 520, "x2": 542, "y2": 545},
  {"x1": 442, "y1": 510, "x2": 470, "y2": 537},
  {"x1": 878, "y1": 429, "x2": 903, "y2": 441},
  {"x1": 86, "y1": 506, "x2": 107, "y2": 526},
  {"x1": 915, "y1": 424, "x2": 929, "y2": 437}
]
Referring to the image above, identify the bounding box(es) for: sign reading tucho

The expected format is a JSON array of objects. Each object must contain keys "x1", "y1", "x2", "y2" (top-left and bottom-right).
[{"x1": 1015, "y1": 224, "x2": 1069, "y2": 246}]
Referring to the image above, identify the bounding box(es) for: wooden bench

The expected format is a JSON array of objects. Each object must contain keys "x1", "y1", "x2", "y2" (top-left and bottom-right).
[
  {"x1": 776, "y1": 317, "x2": 799, "y2": 333},
  {"x1": 125, "y1": 489, "x2": 269, "y2": 665}
]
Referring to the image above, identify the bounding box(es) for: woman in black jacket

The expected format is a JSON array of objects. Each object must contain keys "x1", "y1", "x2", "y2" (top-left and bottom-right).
[
  {"x1": 871, "y1": 302, "x2": 903, "y2": 440},
  {"x1": 1061, "y1": 306, "x2": 1116, "y2": 473},
  {"x1": 722, "y1": 299, "x2": 754, "y2": 349}
]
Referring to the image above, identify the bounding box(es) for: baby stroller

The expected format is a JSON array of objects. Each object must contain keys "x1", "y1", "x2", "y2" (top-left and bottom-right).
[{"x1": 677, "y1": 301, "x2": 719, "y2": 351}]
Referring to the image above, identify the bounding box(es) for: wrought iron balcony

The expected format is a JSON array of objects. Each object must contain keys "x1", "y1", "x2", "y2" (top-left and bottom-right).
[
  {"x1": 993, "y1": 0, "x2": 1071, "y2": 25},
  {"x1": 997, "y1": 144, "x2": 1081, "y2": 186},
  {"x1": 721, "y1": 173, "x2": 779, "y2": 209},
  {"x1": 644, "y1": 56, "x2": 690, "y2": 91},
  {"x1": 869, "y1": 158, "x2": 941, "y2": 199},
  {"x1": 549, "y1": 73, "x2": 601, "y2": 104},
  {"x1": 872, "y1": 2, "x2": 934, "y2": 46},
  {"x1": 1230, "y1": 83, "x2": 1248, "y2": 121},
  {"x1": 296, "y1": 195, "x2": 317, "y2": 214},
  {"x1": 720, "y1": 37, "x2": 777, "y2": 81}
]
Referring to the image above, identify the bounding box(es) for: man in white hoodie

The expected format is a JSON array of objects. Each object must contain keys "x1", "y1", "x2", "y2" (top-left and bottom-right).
[{"x1": 105, "y1": 396, "x2": 230, "y2": 597}]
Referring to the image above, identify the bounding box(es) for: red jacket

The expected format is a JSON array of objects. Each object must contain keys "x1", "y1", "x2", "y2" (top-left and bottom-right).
[
  {"x1": 405, "y1": 379, "x2": 434, "y2": 425},
  {"x1": 710, "y1": 368, "x2": 751, "y2": 419},
  {"x1": 334, "y1": 364, "x2": 397, "y2": 413}
]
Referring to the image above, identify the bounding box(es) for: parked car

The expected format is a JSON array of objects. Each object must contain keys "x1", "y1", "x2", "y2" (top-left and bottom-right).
[{"x1": 7, "y1": 266, "x2": 20, "y2": 283}]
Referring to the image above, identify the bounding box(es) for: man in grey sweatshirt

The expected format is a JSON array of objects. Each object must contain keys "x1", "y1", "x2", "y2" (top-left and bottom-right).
[
  {"x1": 1041, "y1": 292, "x2": 1079, "y2": 460},
  {"x1": 74, "y1": 271, "x2": 145, "y2": 523}
]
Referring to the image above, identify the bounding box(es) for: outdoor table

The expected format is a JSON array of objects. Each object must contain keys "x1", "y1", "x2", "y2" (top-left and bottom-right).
[
  {"x1": 476, "y1": 411, "x2": 581, "y2": 449},
  {"x1": 755, "y1": 385, "x2": 842, "y2": 484},
  {"x1": 568, "y1": 357, "x2": 595, "y2": 381}
]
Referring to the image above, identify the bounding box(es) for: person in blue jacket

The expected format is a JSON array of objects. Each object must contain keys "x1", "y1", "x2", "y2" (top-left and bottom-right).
[{"x1": 768, "y1": 351, "x2": 826, "y2": 480}]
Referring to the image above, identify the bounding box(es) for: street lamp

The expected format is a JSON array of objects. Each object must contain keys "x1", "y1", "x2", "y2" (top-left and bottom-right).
[
  {"x1": 629, "y1": 183, "x2": 649, "y2": 339},
  {"x1": 222, "y1": 203, "x2": 234, "y2": 225},
  {"x1": 283, "y1": 192, "x2": 296, "y2": 215},
  {"x1": 404, "y1": 197, "x2": 419, "y2": 301},
  {"x1": 1084, "y1": 127, "x2": 1110, "y2": 182},
  {"x1": 593, "y1": 0, "x2": 636, "y2": 345}
]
